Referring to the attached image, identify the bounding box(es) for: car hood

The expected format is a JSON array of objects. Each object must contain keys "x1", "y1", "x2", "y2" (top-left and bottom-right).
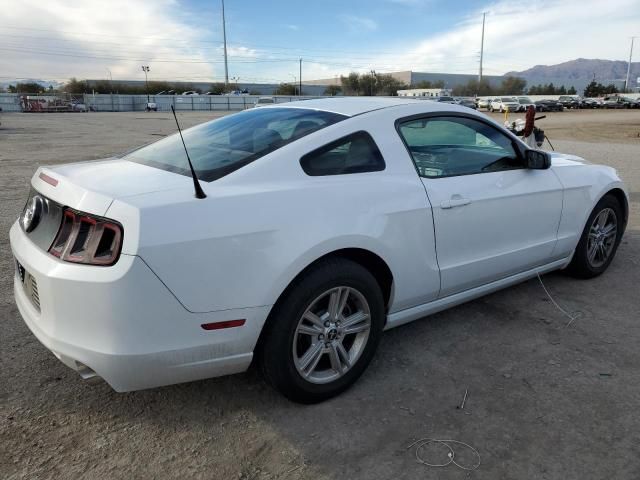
[
  {"x1": 32, "y1": 158, "x2": 193, "y2": 216},
  {"x1": 548, "y1": 152, "x2": 590, "y2": 167}
]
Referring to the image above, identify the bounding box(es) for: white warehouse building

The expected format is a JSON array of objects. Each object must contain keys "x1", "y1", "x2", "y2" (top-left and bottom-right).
[{"x1": 397, "y1": 88, "x2": 453, "y2": 97}]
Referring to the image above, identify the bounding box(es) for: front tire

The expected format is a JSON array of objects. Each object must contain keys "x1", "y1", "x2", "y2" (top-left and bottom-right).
[
  {"x1": 259, "y1": 258, "x2": 385, "y2": 403},
  {"x1": 565, "y1": 195, "x2": 624, "y2": 278}
]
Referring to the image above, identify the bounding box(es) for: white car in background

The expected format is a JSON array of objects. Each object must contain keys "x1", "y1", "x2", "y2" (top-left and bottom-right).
[
  {"x1": 517, "y1": 96, "x2": 537, "y2": 112},
  {"x1": 11, "y1": 98, "x2": 628, "y2": 403},
  {"x1": 490, "y1": 97, "x2": 521, "y2": 112},
  {"x1": 254, "y1": 96, "x2": 276, "y2": 107}
]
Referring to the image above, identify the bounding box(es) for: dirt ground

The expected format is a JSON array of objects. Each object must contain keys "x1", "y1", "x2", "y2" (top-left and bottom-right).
[{"x1": 1, "y1": 108, "x2": 639, "y2": 479}]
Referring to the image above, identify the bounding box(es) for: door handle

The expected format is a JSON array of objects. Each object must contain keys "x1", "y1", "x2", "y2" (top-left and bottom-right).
[{"x1": 440, "y1": 196, "x2": 471, "y2": 209}]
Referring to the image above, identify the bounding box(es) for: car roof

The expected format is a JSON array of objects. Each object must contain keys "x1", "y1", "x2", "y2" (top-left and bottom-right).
[{"x1": 264, "y1": 97, "x2": 425, "y2": 117}]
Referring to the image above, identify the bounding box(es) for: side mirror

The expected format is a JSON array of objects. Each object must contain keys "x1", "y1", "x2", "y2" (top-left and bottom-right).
[{"x1": 525, "y1": 149, "x2": 551, "y2": 170}]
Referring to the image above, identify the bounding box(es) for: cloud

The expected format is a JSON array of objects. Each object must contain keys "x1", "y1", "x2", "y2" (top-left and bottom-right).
[
  {"x1": 285, "y1": 24, "x2": 300, "y2": 31},
  {"x1": 1, "y1": 0, "x2": 638, "y2": 86},
  {"x1": 359, "y1": 0, "x2": 640, "y2": 76},
  {"x1": 0, "y1": 0, "x2": 217, "y2": 82},
  {"x1": 338, "y1": 14, "x2": 378, "y2": 33}
]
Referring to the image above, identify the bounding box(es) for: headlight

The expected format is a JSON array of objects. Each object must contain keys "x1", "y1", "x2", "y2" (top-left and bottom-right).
[{"x1": 49, "y1": 209, "x2": 123, "y2": 266}]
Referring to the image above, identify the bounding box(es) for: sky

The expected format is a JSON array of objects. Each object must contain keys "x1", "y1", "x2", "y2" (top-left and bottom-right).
[{"x1": 0, "y1": 0, "x2": 639, "y2": 85}]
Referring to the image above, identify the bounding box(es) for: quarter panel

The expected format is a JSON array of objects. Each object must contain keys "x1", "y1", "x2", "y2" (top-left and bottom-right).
[{"x1": 109, "y1": 109, "x2": 441, "y2": 314}]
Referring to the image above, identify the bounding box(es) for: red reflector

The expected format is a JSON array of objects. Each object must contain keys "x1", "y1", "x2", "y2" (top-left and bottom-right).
[
  {"x1": 39, "y1": 172, "x2": 58, "y2": 186},
  {"x1": 201, "y1": 319, "x2": 246, "y2": 331}
]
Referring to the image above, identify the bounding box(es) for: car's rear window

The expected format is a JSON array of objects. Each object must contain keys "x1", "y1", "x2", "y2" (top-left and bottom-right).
[{"x1": 125, "y1": 107, "x2": 346, "y2": 182}]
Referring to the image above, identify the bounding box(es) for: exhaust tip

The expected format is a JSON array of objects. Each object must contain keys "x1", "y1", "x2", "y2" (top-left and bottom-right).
[{"x1": 75, "y1": 361, "x2": 102, "y2": 385}]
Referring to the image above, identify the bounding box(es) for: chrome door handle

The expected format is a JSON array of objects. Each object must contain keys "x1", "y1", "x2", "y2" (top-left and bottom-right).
[{"x1": 440, "y1": 197, "x2": 471, "y2": 209}]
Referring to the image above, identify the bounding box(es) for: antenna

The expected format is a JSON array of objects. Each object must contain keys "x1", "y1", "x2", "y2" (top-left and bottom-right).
[{"x1": 170, "y1": 106, "x2": 207, "y2": 199}]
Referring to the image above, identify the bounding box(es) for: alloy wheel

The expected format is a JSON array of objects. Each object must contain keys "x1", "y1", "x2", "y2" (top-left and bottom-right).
[
  {"x1": 587, "y1": 207, "x2": 617, "y2": 268},
  {"x1": 292, "y1": 287, "x2": 371, "y2": 384}
]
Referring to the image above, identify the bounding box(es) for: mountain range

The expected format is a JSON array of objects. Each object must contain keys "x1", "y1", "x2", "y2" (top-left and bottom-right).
[{"x1": 505, "y1": 58, "x2": 640, "y2": 93}]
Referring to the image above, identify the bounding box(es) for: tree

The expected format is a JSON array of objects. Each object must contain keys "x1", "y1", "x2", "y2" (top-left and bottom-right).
[
  {"x1": 376, "y1": 74, "x2": 407, "y2": 96},
  {"x1": 412, "y1": 80, "x2": 432, "y2": 89},
  {"x1": 274, "y1": 83, "x2": 297, "y2": 95},
  {"x1": 209, "y1": 82, "x2": 228, "y2": 95},
  {"x1": 567, "y1": 86, "x2": 577, "y2": 95},
  {"x1": 14, "y1": 82, "x2": 46, "y2": 93},
  {"x1": 451, "y1": 78, "x2": 494, "y2": 96},
  {"x1": 340, "y1": 72, "x2": 361, "y2": 95},
  {"x1": 324, "y1": 85, "x2": 342, "y2": 96},
  {"x1": 499, "y1": 76, "x2": 526, "y2": 95},
  {"x1": 583, "y1": 81, "x2": 618, "y2": 97},
  {"x1": 558, "y1": 85, "x2": 567, "y2": 95}
]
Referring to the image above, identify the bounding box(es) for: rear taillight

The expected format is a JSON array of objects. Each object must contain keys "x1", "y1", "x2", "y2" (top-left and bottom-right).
[{"x1": 49, "y1": 209, "x2": 123, "y2": 266}]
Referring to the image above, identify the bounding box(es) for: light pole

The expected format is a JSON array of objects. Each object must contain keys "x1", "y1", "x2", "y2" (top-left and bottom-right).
[
  {"x1": 624, "y1": 37, "x2": 636, "y2": 93},
  {"x1": 141, "y1": 65, "x2": 150, "y2": 102},
  {"x1": 221, "y1": 0, "x2": 229, "y2": 89},
  {"x1": 479, "y1": 12, "x2": 487, "y2": 84},
  {"x1": 231, "y1": 76, "x2": 239, "y2": 91},
  {"x1": 106, "y1": 68, "x2": 113, "y2": 93},
  {"x1": 107, "y1": 68, "x2": 114, "y2": 111}
]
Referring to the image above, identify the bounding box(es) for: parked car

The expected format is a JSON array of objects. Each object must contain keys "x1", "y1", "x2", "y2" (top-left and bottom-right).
[
  {"x1": 582, "y1": 98, "x2": 603, "y2": 109},
  {"x1": 156, "y1": 90, "x2": 177, "y2": 95},
  {"x1": 70, "y1": 102, "x2": 87, "y2": 112},
  {"x1": 516, "y1": 96, "x2": 536, "y2": 112},
  {"x1": 602, "y1": 96, "x2": 630, "y2": 109},
  {"x1": 456, "y1": 98, "x2": 477, "y2": 110},
  {"x1": 182, "y1": 91, "x2": 199, "y2": 96},
  {"x1": 145, "y1": 102, "x2": 157, "y2": 112},
  {"x1": 254, "y1": 96, "x2": 276, "y2": 108},
  {"x1": 432, "y1": 96, "x2": 457, "y2": 104},
  {"x1": 620, "y1": 96, "x2": 640, "y2": 108},
  {"x1": 476, "y1": 98, "x2": 491, "y2": 109},
  {"x1": 557, "y1": 96, "x2": 582, "y2": 109},
  {"x1": 490, "y1": 97, "x2": 520, "y2": 113},
  {"x1": 535, "y1": 99, "x2": 564, "y2": 112},
  {"x1": 11, "y1": 98, "x2": 628, "y2": 403}
]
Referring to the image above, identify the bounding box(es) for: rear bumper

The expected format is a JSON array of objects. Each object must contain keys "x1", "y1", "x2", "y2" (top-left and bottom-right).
[{"x1": 10, "y1": 221, "x2": 270, "y2": 391}]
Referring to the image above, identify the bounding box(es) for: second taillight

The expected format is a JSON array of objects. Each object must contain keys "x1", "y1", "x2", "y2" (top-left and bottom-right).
[{"x1": 49, "y1": 209, "x2": 123, "y2": 266}]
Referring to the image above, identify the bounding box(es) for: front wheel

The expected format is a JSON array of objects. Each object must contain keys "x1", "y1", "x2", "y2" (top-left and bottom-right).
[
  {"x1": 565, "y1": 195, "x2": 624, "y2": 278},
  {"x1": 259, "y1": 259, "x2": 385, "y2": 403}
]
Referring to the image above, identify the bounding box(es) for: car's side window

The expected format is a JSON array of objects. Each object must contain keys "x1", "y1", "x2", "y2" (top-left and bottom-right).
[
  {"x1": 397, "y1": 116, "x2": 522, "y2": 178},
  {"x1": 300, "y1": 131, "x2": 385, "y2": 176}
]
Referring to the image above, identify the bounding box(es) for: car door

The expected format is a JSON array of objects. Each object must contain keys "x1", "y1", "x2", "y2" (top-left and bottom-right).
[{"x1": 397, "y1": 114, "x2": 563, "y2": 297}]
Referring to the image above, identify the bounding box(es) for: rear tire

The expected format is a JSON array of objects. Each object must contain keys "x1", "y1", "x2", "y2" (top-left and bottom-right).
[
  {"x1": 565, "y1": 195, "x2": 624, "y2": 279},
  {"x1": 259, "y1": 258, "x2": 385, "y2": 403}
]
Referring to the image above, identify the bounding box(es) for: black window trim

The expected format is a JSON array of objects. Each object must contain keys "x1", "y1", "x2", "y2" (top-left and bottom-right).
[
  {"x1": 394, "y1": 112, "x2": 527, "y2": 180},
  {"x1": 299, "y1": 130, "x2": 386, "y2": 177}
]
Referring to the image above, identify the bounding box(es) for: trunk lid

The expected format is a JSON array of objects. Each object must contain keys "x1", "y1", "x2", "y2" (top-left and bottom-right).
[{"x1": 32, "y1": 158, "x2": 192, "y2": 216}]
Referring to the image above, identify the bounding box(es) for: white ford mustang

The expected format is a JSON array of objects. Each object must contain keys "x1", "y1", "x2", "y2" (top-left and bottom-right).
[{"x1": 11, "y1": 98, "x2": 628, "y2": 403}]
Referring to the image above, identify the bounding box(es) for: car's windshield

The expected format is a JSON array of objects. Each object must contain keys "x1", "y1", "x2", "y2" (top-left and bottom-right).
[
  {"x1": 518, "y1": 98, "x2": 532, "y2": 104},
  {"x1": 501, "y1": 97, "x2": 516, "y2": 102},
  {"x1": 125, "y1": 107, "x2": 346, "y2": 182}
]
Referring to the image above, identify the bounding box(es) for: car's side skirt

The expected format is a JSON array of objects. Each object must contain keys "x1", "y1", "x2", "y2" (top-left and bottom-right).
[{"x1": 384, "y1": 257, "x2": 571, "y2": 330}]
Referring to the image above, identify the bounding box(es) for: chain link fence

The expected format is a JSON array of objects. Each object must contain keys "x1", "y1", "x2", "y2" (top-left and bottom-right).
[{"x1": 0, "y1": 93, "x2": 328, "y2": 112}]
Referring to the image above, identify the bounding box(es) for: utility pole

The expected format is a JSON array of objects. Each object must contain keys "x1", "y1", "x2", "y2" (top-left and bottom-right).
[
  {"x1": 370, "y1": 69, "x2": 376, "y2": 96},
  {"x1": 625, "y1": 36, "x2": 636, "y2": 93},
  {"x1": 221, "y1": 0, "x2": 229, "y2": 90},
  {"x1": 141, "y1": 65, "x2": 150, "y2": 102},
  {"x1": 299, "y1": 58, "x2": 302, "y2": 96},
  {"x1": 479, "y1": 12, "x2": 486, "y2": 84}
]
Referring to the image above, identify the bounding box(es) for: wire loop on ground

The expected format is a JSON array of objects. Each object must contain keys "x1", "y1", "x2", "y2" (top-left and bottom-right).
[{"x1": 406, "y1": 438, "x2": 481, "y2": 471}]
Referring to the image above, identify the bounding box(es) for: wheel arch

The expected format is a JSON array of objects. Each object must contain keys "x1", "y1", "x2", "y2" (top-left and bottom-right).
[
  {"x1": 604, "y1": 187, "x2": 629, "y2": 229},
  {"x1": 253, "y1": 247, "x2": 394, "y2": 355}
]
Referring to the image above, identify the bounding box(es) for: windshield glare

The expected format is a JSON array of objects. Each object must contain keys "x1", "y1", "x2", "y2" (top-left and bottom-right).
[{"x1": 125, "y1": 107, "x2": 346, "y2": 181}]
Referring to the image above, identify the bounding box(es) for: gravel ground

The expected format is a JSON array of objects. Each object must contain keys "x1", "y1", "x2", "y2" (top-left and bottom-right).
[{"x1": 1, "y1": 109, "x2": 639, "y2": 479}]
